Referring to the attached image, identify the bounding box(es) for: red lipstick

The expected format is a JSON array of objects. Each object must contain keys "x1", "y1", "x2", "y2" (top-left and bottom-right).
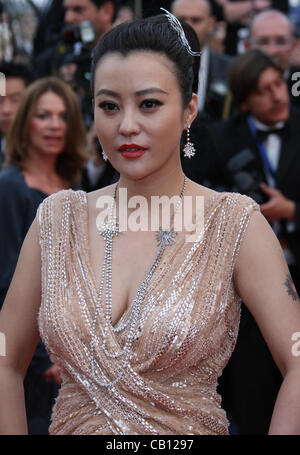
[{"x1": 118, "y1": 144, "x2": 146, "y2": 159}]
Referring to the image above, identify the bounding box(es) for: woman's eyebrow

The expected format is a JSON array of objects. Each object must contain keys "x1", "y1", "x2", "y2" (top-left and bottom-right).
[
  {"x1": 96, "y1": 89, "x2": 120, "y2": 98},
  {"x1": 135, "y1": 88, "x2": 169, "y2": 96},
  {"x1": 95, "y1": 88, "x2": 169, "y2": 97},
  {"x1": 35, "y1": 108, "x2": 67, "y2": 113}
]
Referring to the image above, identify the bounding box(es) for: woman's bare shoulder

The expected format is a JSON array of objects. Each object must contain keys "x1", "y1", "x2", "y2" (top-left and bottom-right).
[
  {"x1": 86, "y1": 183, "x2": 116, "y2": 204},
  {"x1": 187, "y1": 179, "x2": 220, "y2": 200}
]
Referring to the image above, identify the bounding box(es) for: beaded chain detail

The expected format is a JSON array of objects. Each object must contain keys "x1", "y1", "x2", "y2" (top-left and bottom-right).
[{"x1": 90, "y1": 176, "x2": 187, "y2": 387}]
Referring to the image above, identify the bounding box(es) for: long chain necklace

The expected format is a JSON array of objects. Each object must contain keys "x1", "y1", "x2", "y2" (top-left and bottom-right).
[{"x1": 90, "y1": 175, "x2": 187, "y2": 387}]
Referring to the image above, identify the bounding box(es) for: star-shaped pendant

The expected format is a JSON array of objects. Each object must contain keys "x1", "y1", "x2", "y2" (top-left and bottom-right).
[
  {"x1": 183, "y1": 143, "x2": 196, "y2": 159},
  {"x1": 99, "y1": 218, "x2": 119, "y2": 240},
  {"x1": 156, "y1": 227, "x2": 177, "y2": 248}
]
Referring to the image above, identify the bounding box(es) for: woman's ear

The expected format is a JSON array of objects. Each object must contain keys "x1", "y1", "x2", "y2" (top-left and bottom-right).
[{"x1": 184, "y1": 93, "x2": 198, "y2": 129}]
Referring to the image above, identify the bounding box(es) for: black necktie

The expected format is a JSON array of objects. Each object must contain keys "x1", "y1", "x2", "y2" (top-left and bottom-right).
[{"x1": 256, "y1": 124, "x2": 286, "y2": 143}]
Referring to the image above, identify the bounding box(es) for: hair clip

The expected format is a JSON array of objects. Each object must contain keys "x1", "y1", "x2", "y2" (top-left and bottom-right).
[{"x1": 160, "y1": 7, "x2": 201, "y2": 57}]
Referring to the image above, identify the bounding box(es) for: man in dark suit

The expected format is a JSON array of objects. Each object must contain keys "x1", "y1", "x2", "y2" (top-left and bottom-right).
[
  {"x1": 33, "y1": 0, "x2": 120, "y2": 79},
  {"x1": 208, "y1": 49, "x2": 300, "y2": 434},
  {"x1": 245, "y1": 9, "x2": 300, "y2": 110},
  {"x1": 171, "y1": 0, "x2": 232, "y2": 121}
]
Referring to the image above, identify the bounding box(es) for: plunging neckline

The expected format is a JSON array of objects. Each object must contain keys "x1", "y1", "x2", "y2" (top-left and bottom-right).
[
  {"x1": 82, "y1": 191, "x2": 175, "y2": 329},
  {"x1": 81, "y1": 188, "x2": 222, "y2": 329}
]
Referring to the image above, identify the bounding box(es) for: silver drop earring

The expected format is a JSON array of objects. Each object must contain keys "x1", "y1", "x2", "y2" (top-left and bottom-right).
[
  {"x1": 183, "y1": 126, "x2": 196, "y2": 159},
  {"x1": 95, "y1": 136, "x2": 108, "y2": 161}
]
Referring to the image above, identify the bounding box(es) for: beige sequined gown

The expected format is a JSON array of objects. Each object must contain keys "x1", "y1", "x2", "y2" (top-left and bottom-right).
[{"x1": 37, "y1": 189, "x2": 259, "y2": 435}]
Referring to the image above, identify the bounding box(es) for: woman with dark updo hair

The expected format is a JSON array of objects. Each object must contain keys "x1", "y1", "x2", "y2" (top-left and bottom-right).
[{"x1": 0, "y1": 12, "x2": 300, "y2": 435}]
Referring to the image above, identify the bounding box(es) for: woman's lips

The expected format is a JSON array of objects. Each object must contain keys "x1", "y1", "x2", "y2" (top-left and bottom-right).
[
  {"x1": 118, "y1": 144, "x2": 146, "y2": 159},
  {"x1": 44, "y1": 136, "x2": 63, "y2": 144},
  {"x1": 0, "y1": 119, "x2": 12, "y2": 131}
]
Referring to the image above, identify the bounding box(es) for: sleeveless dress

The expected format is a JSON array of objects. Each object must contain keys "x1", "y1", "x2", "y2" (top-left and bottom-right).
[{"x1": 37, "y1": 189, "x2": 259, "y2": 435}]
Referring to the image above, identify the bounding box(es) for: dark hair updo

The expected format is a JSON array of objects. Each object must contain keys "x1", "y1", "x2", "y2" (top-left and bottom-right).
[{"x1": 91, "y1": 14, "x2": 200, "y2": 108}]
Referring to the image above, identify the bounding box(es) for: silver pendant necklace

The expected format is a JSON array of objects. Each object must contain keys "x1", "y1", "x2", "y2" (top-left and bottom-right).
[{"x1": 90, "y1": 175, "x2": 187, "y2": 387}]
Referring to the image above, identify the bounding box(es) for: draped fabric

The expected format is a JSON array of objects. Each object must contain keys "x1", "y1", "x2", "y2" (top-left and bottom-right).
[{"x1": 37, "y1": 189, "x2": 259, "y2": 435}]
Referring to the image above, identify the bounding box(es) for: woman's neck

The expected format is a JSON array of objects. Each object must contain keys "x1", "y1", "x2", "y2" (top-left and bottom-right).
[
  {"x1": 114, "y1": 167, "x2": 188, "y2": 234},
  {"x1": 22, "y1": 153, "x2": 58, "y2": 178},
  {"x1": 21, "y1": 152, "x2": 66, "y2": 195},
  {"x1": 118, "y1": 167, "x2": 186, "y2": 201}
]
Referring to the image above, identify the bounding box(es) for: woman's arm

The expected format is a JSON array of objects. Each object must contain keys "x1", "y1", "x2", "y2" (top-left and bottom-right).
[
  {"x1": 234, "y1": 210, "x2": 300, "y2": 434},
  {"x1": 0, "y1": 217, "x2": 42, "y2": 434}
]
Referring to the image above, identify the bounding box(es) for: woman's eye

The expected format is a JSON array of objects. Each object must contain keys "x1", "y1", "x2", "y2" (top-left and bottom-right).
[
  {"x1": 141, "y1": 99, "x2": 163, "y2": 110},
  {"x1": 99, "y1": 102, "x2": 119, "y2": 112},
  {"x1": 35, "y1": 113, "x2": 47, "y2": 119}
]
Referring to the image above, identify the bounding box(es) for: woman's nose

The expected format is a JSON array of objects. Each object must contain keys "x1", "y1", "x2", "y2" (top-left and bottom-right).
[
  {"x1": 119, "y1": 110, "x2": 140, "y2": 136},
  {"x1": 49, "y1": 115, "x2": 63, "y2": 128}
]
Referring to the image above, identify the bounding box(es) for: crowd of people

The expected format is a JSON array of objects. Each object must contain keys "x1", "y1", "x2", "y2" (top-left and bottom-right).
[{"x1": 0, "y1": 0, "x2": 300, "y2": 436}]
